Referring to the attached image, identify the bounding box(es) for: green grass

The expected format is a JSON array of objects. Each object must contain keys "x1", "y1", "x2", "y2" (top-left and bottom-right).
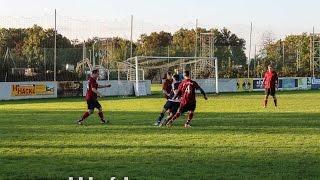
[{"x1": 0, "y1": 90, "x2": 320, "y2": 180}]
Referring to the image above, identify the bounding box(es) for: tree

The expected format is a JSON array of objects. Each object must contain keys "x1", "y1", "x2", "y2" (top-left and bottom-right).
[
  {"x1": 19, "y1": 25, "x2": 73, "y2": 70},
  {"x1": 172, "y1": 28, "x2": 196, "y2": 57},
  {"x1": 257, "y1": 33, "x2": 312, "y2": 77},
  {"x1": 136, "y1": 31, "x2": 173, "y2": 56},
  {"x1": 208, "y1": 28, "x2": 246, "y2": 77}
]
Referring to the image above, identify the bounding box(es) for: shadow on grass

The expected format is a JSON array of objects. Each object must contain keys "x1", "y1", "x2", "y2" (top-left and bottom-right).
[
  {"x1": 2, "y1": 143, "x2": 320, "y2": 151},
  {"x1": 0, "y1": 148, "x2": 319, "y2": 179},
  {"x1": 0, "y1": 109, "x2": 320, "y2": 179},
  {"x1": 2, "y1": 90, "x2": 318, "y2": 105},
  {"x1": 0, "y1": 94, "x2": 164, "y2": 105},
  {"x1": 0, "y1": 111, "x2": 319, "y2": 136}
]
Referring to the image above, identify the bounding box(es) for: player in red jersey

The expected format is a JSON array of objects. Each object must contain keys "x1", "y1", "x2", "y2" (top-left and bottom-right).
[
  {"x1": 77, "y1": 69, "x2": 111, "y2": 125},
  {"x1": 263, "y1": 65, "x2": 278, "y2": 108},
  {"x1": 154, "y1": 72, "x2": 174, "y2": 126},
  {"x1": 166, "y1": 70, "x2": 208, "y2": 128},
  {"x1": 162, "y1": 71, "x2": 173, "y2": 99},
  {"x1": 155, "y1": 74, "x2": 181, "y2": 126}
]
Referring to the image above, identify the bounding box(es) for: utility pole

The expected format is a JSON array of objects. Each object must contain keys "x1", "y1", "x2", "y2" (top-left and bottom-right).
[
  {"x1": 248, "y1": 22, "x2": 252, "y2": 79},
  {"x1": 130, "y1": 15, "x2": 133, "y2": 58},
  {"x1": 195, "y1": 19, "x2": 198, "y2": 57},
  {"x1": 54, "y1": 9, "x2": 57, "y2": 82},
  {"x1": 194, "y1": 19, "x2": 198, "y2": 78},
  {"x1": 254, "y1": 45, "x2": 257, "y2": 77},
  {"x1": 312, "y1": 26, "x2": 315, "y2": 78},
  {"x1": 282, "y1": 40, "x2": 285, "y2": 67}
]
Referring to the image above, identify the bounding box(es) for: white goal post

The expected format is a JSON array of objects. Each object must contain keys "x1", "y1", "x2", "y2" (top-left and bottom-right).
[{"x1": 124, "y1": 56, "x2": 219, "y2": 96}]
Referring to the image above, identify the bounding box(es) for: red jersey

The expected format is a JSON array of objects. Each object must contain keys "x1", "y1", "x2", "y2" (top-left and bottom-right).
[
  {"x1": 177, "y1": 79, "x2": 200, "y2": 105},
  {"x1": 263, "y1": 71, "x2": 278, "y2": 88},
  {"x1": 85, "y1": 77, "x2": 98, "y2": 100},
  {"x1": 162, "y1": 79, "x2": 173, "y2": 99}
]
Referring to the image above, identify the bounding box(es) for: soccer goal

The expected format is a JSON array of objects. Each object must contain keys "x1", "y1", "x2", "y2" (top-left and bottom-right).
[{"x1": 123, "y1": 56, "x2": 219, "y2": 96}]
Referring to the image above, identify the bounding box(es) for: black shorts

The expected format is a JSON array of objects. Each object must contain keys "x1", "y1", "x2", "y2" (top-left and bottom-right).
[
  {"x1": 265, "y1": 88, "x2": 276, "y2": 96},
  {"x1": 179, "y1": 102, "x2": 196, "y2": 114},
  {"x1": 163, "y1": 101, "x2": 180, "y2": 114},
  {"x1": 87, "y1": 99, "x2": 102, "y2": 110}
]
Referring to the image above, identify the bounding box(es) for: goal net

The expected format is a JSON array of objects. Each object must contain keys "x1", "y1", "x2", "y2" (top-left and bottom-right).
[{"x1": 123, "y1": 56, "x2": 219, "y2": 96}]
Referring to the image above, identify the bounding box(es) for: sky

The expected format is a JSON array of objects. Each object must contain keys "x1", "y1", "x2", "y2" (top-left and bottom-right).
[{"x1": 1, "y1": 0, "x2": 320, "y2": 56}]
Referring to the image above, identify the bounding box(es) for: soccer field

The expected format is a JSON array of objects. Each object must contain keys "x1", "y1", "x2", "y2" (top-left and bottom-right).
[{"x1": 0, "y1": 90, "x2": 319, "y2": 179}]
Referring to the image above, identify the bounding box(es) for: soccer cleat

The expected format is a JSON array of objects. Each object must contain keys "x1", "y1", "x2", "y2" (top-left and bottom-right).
[
  {"x1": 100, "y1": 119, "x2": 109, "y2": 124},
  {"x1": 159, "y1": 118, "x2": 168, "y2": 127},
  {"x1": 154, "y1": 122, "x2": 160, "y2": 126},
  {"x1": 77, "y1": 119, "x2": 84, "y2": 125},
  {"x1": 166, "y1": 120, "x2": 173, "y2": 128},
  {"x1": 184, "y1": 124, "x2": 192, "y2": 128}
]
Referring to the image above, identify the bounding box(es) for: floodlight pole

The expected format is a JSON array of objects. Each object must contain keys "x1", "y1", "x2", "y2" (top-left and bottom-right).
[
  {"x1": 248, "y1": 22, "x2": 252, "y2": 79},
  {"x1": 254, "y1": 45, "x2": 257, "y2": 77},
  {"x1": 194, "y1": 19, "x2": 198, "y2": 78},
  {"x1": 312, "y1": 26, "x2": 315, "y2": 78},
  {"x1": 130, "y1": 15, "x2": 133, "y2": 58},
  {"x1": 195, "y1": 19, "x2": 198, "y2": 57},
  {"x1": 135, "y1": 56, "x2": 139, "y2": 96},
  {"x1": 296, "y1": 49, "x2": 299, "y2": 72},
  {"x1": 92, "y1": 41, "x2": 97, "y2": 67},
  {"x1": 282, "y1": 41, "x2": 285, "y2": 67},
  {"x1": 44, "y1": 48, "x2": 47, "y2": 80},
  {"x1": 310, "y1": 35, "x2": 312, "y2": 73},
  {"x1": 54, "y1": 9, "x2": 57, "y2": 82}
]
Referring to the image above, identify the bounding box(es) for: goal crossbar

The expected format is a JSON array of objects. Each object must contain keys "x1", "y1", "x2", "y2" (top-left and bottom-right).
[{"x1": 123, "y1": 56, "x2": 219, "y2": 96}]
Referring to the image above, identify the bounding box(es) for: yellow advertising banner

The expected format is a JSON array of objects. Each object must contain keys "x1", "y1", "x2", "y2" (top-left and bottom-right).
[
  {"x1": 11, "y1": 84, "x2": 55, "y2": 96},
  {"x1": 236, "y1": 78, "x2": 253, "y2": 92}
]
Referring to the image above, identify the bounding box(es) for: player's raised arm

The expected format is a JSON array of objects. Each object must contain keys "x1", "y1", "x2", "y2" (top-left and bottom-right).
[
  {"x1": 199, "y1": 86, "x2": 208, "y2": 100},
  {"x1": 98, "y1": 84, "x2": 111, "y2": 88},
  {"x1": 195, "y1": 82, "x2": 208, "y2": 100},
  {"x1": 201, "y1": 88, "x2": 208, "y2": 100}
]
